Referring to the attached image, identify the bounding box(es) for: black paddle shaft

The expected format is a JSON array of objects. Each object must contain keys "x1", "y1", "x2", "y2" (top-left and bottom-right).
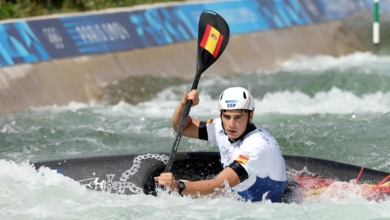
[
  {"x1": 165, "y1": 10, "x2": 230, "y2": 172},
  {"x1": 164, "y1": 77, "x2": 199, "y2": 172}
]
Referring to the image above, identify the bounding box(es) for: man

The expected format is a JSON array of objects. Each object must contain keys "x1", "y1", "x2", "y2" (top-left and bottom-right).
[{"x1": 155, "y1": 87, "x2": 287, "y2": 202}]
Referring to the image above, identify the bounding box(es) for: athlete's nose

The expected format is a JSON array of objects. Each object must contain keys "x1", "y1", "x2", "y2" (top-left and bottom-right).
[{"x1": 227, "y1": 118, "x2": 236, "y2": 129}]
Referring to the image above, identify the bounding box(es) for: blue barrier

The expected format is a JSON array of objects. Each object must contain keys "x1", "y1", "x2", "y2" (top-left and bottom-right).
[{"x1": 0, "y1": 0, "x2": 389, "y2": 67}]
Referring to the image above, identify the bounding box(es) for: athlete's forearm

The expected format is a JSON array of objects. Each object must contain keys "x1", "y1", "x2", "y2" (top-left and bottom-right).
[
  {"x1": 172, "y1": 99, "x2": 192, "y2": 132},
  {"x1": 172, "y1": 102, "x2": 183, "y2": 130},
  {"x1": 171, "y1": 90, "x2": 200, "y2": 136},
  {"x1": 177, "y1": 168, "x2": 241, "y2": 197},
  {"x1": 180, "y1": 179, "x2": 225, "y2": 197}
]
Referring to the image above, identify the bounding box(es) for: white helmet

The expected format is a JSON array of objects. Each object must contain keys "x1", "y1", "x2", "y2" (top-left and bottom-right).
[{"x1": 218, "y1": 87, "x2": 255, "y2": 111}]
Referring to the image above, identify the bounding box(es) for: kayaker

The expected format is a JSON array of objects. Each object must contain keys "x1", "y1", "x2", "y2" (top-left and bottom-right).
[{"x1": 155, "y1": 87, "x2": 287, "y2": 202}]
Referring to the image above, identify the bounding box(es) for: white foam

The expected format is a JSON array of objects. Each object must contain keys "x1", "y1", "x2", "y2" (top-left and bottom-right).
[
  {"x1": 0, "y1": 121, "x2": 18, "y2": 134},
  {"x1": 137, "y1": 87, "x2": 390, "y2": 116},
  {"x1": 26, "y1": 52, "x2": 390, "y2": 116},
  {"x1": 277, "y1": 52, "x2": 390, "y2": 74},
  {"x1": 29, "y1": 101, "x2": 97, "y2": 112},
  {"x1": 256, "y1": 87, "x2": 390, "y2": 115},
  {"x1": 1, "y1": 159, "x2": 390, "y2": 220},
  {"x1": 26, "y1": 86, "x2": 390, "y2": 117}
]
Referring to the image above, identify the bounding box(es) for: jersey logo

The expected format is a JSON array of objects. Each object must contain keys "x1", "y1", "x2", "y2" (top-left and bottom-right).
[
  {"x1": 236, "y1": 155, "x2": 249, "y2": 164},
  {"x1": 221, "y1": 146, "x2": 231, "y2": 160},
  {"x1": 206, "y1": 118, "x2": 213, "y2": 124}
]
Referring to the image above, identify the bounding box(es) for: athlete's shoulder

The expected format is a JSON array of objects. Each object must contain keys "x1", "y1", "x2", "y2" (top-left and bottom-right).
[
  {"x1": 204, "y1": 117, "x2": 224, "y2": 135},
  {"x1": 206, "y1": 117, "x2": 222, "y2": 127},
  {"x1": 243, "y1": 126, "x2": 276, "y2": 146},
  {"x1": 210, "y1": 117, "x2": 221, "y2": 124}
]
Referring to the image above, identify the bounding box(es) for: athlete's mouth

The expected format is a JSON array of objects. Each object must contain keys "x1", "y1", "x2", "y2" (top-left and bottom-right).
[{"x1": 227, "y1": 129, "x2": 237, "y2": 134}]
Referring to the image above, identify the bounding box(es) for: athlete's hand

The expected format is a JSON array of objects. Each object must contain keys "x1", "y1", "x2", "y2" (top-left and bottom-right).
[
  {"x1": 154, "y1": 172, "x2": 178, "y2": 191},
  {"x1": 181, "y1": 90, "x2": 199, "y2": 107}
]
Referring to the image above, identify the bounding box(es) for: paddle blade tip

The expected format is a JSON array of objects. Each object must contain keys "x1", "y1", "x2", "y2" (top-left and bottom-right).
[{"x1": 197, "y1": 10, "x2": 230, "y2": 74}]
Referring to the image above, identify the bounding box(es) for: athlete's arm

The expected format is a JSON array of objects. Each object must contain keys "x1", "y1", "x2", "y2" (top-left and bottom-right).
[
  {"x1": 172, "y1": 90, "x2": 201, "y2": 139},
  {"x1": 155, "y1": 166, "x2": 241, "y2": 197}
]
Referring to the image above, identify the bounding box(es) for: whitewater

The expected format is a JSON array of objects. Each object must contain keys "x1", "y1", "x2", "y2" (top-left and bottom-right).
[{"x1": 1, "y1": 52, "x2": 390, "y2": 220}]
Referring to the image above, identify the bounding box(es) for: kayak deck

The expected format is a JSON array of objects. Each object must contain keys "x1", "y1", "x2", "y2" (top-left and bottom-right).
[{"x1": 33, "y1": 152, "x2": 390, "y2": 203}]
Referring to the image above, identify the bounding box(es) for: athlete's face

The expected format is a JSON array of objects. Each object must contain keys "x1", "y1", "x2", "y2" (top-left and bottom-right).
[{"x1": 221, "y1": 110, "x2": 253, "y2": 139}]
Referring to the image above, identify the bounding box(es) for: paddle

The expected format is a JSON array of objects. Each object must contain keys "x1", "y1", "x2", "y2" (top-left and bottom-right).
[{"x1": 164, "y1": 10, "x2": 230, "y2": 172}]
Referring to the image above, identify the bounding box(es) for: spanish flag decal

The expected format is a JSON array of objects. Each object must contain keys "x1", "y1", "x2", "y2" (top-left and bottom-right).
[
  {"x1": 206, "y1": 118, "x2": 213, "y2": 124},
  {"x1": 236, "y1": 155, "x2": 249, "y2": 164},
  {"x1": 200, "y1": 24, "x2": 224, "y2": 58}
]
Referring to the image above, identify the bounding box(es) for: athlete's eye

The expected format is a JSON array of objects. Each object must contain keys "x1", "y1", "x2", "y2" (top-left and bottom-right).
[{"x1": 235, "y1": 116, "x2": 243, "y2": 120}]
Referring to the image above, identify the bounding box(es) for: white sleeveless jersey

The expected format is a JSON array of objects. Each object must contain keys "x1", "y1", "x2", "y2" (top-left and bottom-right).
[{"x1": 205, "y1": 118, "x2": 287, "y2": 193}]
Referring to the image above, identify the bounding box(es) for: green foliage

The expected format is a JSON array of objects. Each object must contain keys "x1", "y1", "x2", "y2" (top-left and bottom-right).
[{"x1": 0, "y1": 0, "x2": 184, "y2": 20}]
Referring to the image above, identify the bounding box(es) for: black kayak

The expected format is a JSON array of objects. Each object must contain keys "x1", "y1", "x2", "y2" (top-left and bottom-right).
[{"x1": 33, "y1": 152, "x2": 390, "y2": 203}]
